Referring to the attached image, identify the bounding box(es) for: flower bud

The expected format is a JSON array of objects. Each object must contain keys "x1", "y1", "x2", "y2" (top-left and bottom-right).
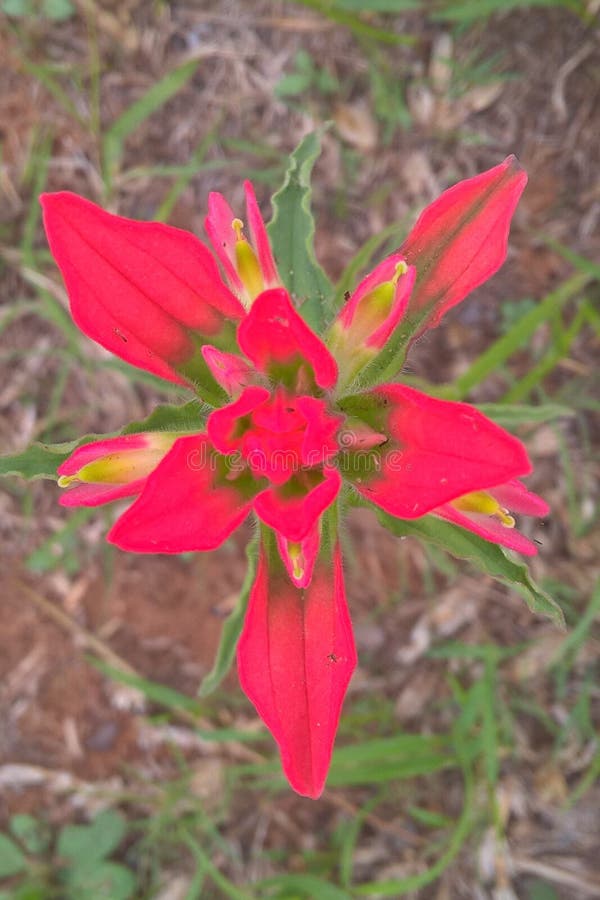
[
  {"x1": 57, "y1": 432, "x2": 179, "y2": 507},
  {"x1": 328, "y1": 255, "x2": 415, "y2": 389}
]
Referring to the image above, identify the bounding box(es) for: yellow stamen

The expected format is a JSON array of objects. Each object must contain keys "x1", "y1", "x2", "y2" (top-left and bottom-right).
[
  {"x1": 392, "y1": 260, "x2": 408, "y2": 284},
  {"x1": 288, "y1": 542, "x2": 304, "y2": 580},
  {"x1": 231, "y1": 218, "x2": 263, "y2": 302},
  {"x1": 452, "y1": 490, "x2": 516, "y2": 528},
  {"x1": 232, "y1": 218, "x2": 244, "y2": 241}
]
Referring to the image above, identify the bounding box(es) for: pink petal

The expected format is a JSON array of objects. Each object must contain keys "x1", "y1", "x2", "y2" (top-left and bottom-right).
[
  {"x1": 237, "y1": 537, "x2": 357, "y2": 798},
  {"x1": 57, "y1": 434, "x2": 151, "y2": 477},
  {"x1": 60, "y1": 479, "x2": 146, "y2": 507},
  {"x1": 244, "y1": 180, "x2": 279, "y2": 286},
  {"x1": 295, "y1": 396, "x2": 342, "y2": 466},
  {"x1": 41, "y1": 192, "x2": 244, "y2": 384},
  {"x1": 400, "y1": 156, "x2": 527, "y2": 329},
  {"x1": 347, "y1": 385, "x2": 531, "y2": 518},
  {"x1": 107, "y1": 435, "x2": 256, "y2": 553},
  {"x1": 207, "y1": 387, "x2": 270, "y2": 454},
  {"x1": 237, "y1": 288, "x2": 338, "y2": 390},
  {"x1": 201, "y1": 345, "x2": 256, "y2": 397},
  {"x1": 276, "y1": 524, "x2": 321, "y2": 589},
  {"x1": 205, "y1": 191, "x2": 245, "y2": 295},
  {"x1": 491, "y1": 479, "x2": 550, "y2": 517},
  {"x1": 336, "y1": 252, "x2": 416, "y2": 349},
  {"x1": 434, "y1": 504, "x2": 539, "y2": 556},
  {"x1": 254, "y1": 467, "x2": 341, "y2": 541}
]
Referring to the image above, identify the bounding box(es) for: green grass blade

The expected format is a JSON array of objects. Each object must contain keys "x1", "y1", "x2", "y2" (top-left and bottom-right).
[
  {"x1": 258, "y1": 874, "x2": 351, "y2": 899},
  {"x1": 452, "y1": 272, "x2": 590, "y2": 399},
  {"x1": 501, "y1": 303, "x2": 589, "y2": 402},
  {"x1": 198, "y1": 536, "x2": 259, "y2": 697},
  {"x1": 353, "y1": 768, "x2": 474, "y2": 895},
  {"x1": 550, "y1": 580, "x2": 600, "y2": 669},
  {"x1": 102, "y1": 58, "x2": 199, "y2": 186},
  {"x1": 332, "y1": 217, "x2": 409, "y2": 312},
  {"x1": 291, "y1": 0, "x2": 416, "y2": 45},
  {"x1": 475, "y1": 402, "x2": 574, "y2": 428},
  {"x1": 154, "y1": 123, "x2": 222, "y2": 223}
]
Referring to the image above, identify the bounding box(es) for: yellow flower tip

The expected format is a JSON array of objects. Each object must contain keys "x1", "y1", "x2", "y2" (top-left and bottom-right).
[
  {"x1": 452, "y1": 490, "x2": 516, "y2": 529},
  {"x1": 288, "y1": 542, "x2": 304, "y2": 580},
  {"x1": 234, "y1": 233, "x2": 264, "y2": 301},
  {"x1": 57, "y1": 474, "x2": 75, "y2": 488},
  {"x1": 392, "y1": 260, "x2": 408, "y2": 284},
  {"x1": 231, "y1": 217, "x2": 245, "y2": 241}
]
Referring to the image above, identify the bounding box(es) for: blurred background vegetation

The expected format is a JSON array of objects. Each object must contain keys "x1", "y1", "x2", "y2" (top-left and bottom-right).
[{"x1": 0, "y1": 1, "x2": 598, "y2": 897}]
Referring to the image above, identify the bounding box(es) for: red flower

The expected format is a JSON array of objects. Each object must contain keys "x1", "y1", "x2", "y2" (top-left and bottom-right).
[{"x1": 43, "y1": 159, "x2": 546, "y2": 798}]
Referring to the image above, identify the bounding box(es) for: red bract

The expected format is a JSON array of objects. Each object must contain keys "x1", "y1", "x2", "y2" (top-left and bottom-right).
[
  {"x1": 400, "y1": 155, "x2": 527, "y2": 333},
  {"x1": 44, "y1": 159, "x2": 547, "y2": 798}
]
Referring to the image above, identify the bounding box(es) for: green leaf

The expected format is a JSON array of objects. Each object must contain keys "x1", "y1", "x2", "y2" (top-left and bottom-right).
[
  {"x1": 90, "y1": 659, "x2": 202, "y2": 714},
  {"x1": 43, "y1": 0, "x2": 74, "y2": 20},
  {"x1": 275, "y1": 72, "x2": 313, "y2": 98},
  {"x1": 57, "y1": 810, "x2": 126, "y2": 867},
  {"x1": 267, "y1": 128, "x2": 333, "y2": 330},
  {"x1": 475, "y1": 402, "x2": 574, "y2": 428},
  {"x1": 65, "y1": 862, "x2": 136, "y2": 900},
  {"x1": 0, "y1": 833, "x2": 27, "y2": 878},
  {"x1": 198, "y1": 535, "x2": 259, "y2": 697},
  {"x1": 9, "y1": 815, "x2": 50, "y2": 856},
  {"x1": 102, "y1": 59, "x2": 199, "y2": 184},
  {"x1": 373, "y1": 508, "x2": 565, "y2": 628},
  {"x1": 122, "y1": 399, "x2": 206, "y2": 434},
  {"x1": 0, "y1": 438, "x2": 87, "y2": 481}
]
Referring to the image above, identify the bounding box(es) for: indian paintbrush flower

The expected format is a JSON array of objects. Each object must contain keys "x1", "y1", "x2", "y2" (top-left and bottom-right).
[{"x1": 43, "y1": 155, "x2": 547, "y2": 798}]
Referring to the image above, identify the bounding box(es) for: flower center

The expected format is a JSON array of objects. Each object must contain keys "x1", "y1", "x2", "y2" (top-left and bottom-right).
[
  {"x1": 452, "y1": 490, "x2": 516, "y2": 528},
  {"x1": 207, "y1": 387, "x2": 342, "y2": 487},
  {"x1": 232, "y1": 217, "x2": 264, "y2": 302}
]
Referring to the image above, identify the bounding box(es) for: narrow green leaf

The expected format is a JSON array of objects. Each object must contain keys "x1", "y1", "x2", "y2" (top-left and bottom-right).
[
  {"x1": 373, "y1": 508, "x2": 565, "y2": 627},
  {"x1": 267, "y1": 128, "x2": 333, "y2": 330},
  {"x1": 543, "y1": 238, "x2": 600, "y2": 280},
  {"x1": 0, "y1": 833, "x2": 27, "y2": 878},
  {"x1": 198, "y1": 535, "x2": 259, "y2": 697},
  {"x1": 550, "y1": 580, "x2": 600, "y2": 669},
  {"x1": 475, "y1": 402, "x2": 574, "y2": 428},
  {"x1": 353, "y1": 769, "x2": 474, "y2": 895},
  {"x1": 291, "y1": 0, "x2": 415, "y2": 45},
  {"x1": 258, "y1": 874, "x2": 351, "y2": 899},
  {"x1": 337, "y1": 0, "x2": 418, "y2": 9},
  {"x1": 89, "y1": 659, "x2": 202, "y2": 714},
  {"x1": 102, "y1": 59, "x2": 199, "y2": 183},
  {"x1": 434, "y1": 0, "x2": 581, "y2": 25},
  {"x1": 328, "y1": 733, "x2": 454, "y2": 786}
]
